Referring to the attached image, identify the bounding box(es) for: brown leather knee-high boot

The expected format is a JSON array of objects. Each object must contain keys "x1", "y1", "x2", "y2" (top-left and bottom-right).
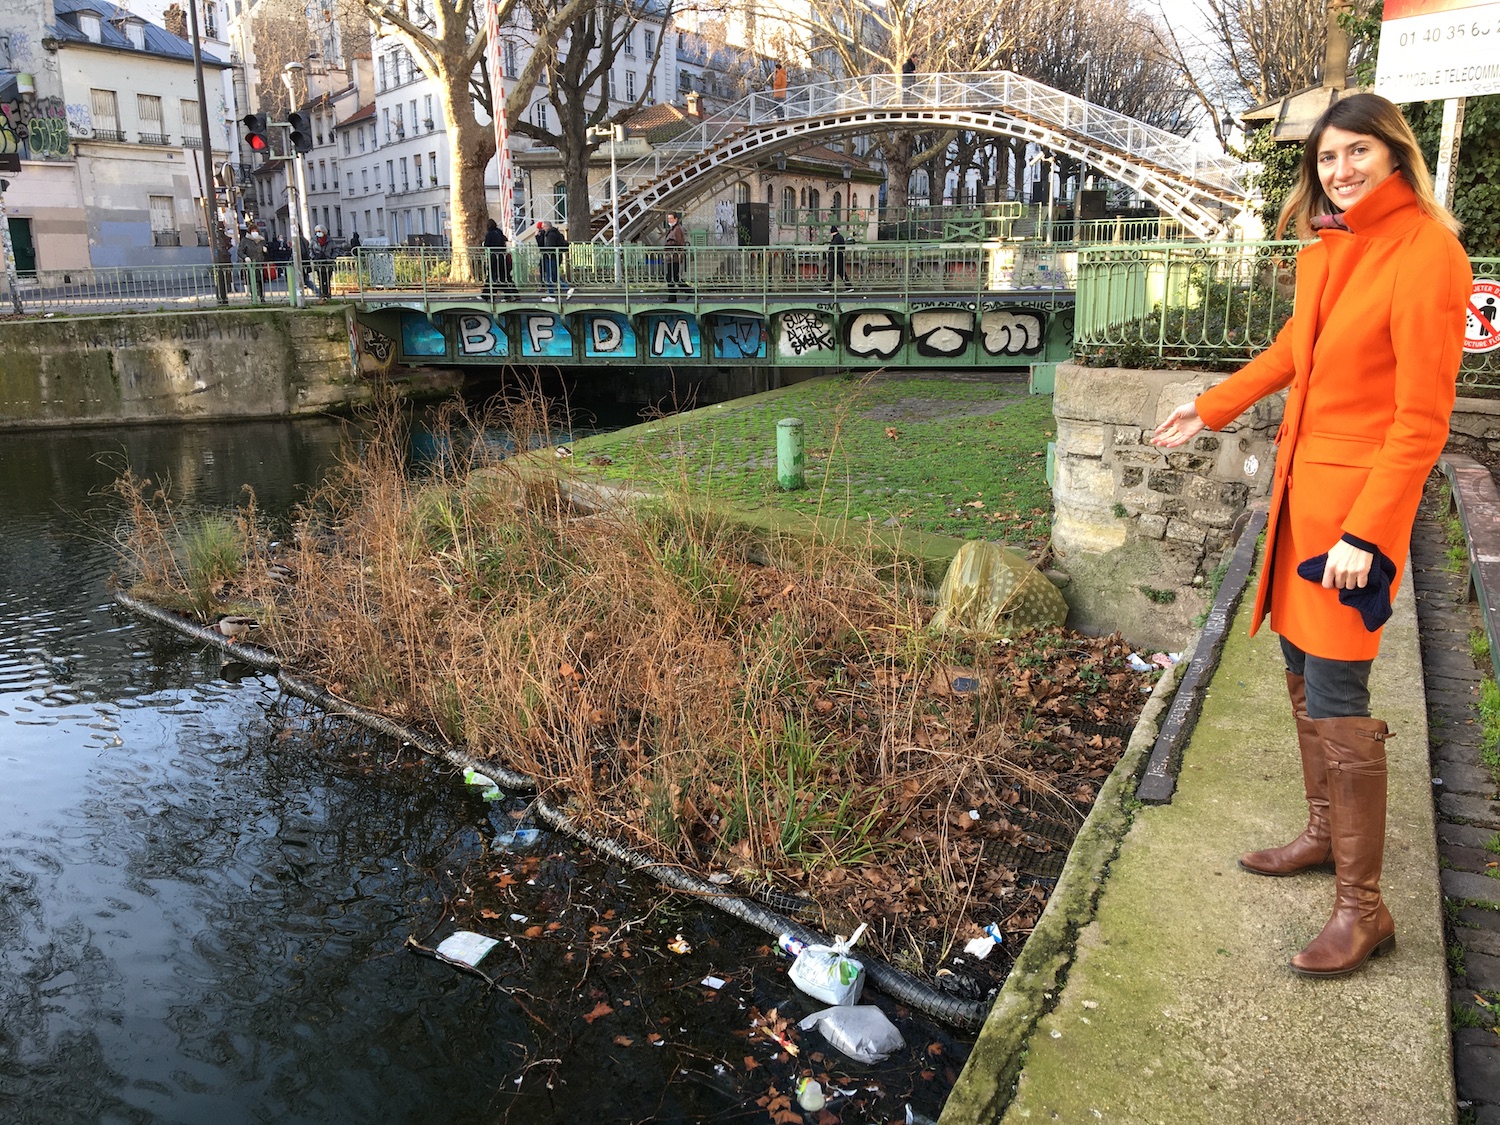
[
  {"x1": 1291, "y1": 716, "x2": 1396, "y2": 977},
  {"x1": 1239, "y1": 673, "x2": 1334, "y2": 876}
]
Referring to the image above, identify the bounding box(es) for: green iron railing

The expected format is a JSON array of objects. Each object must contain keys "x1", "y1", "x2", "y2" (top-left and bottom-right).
[
  {"x1": 1076, "y1": 242, "x2": 1500, "y2": 388},
  {"x1": 352, "y1": 242, "x2": 1077, "y2": 307}
]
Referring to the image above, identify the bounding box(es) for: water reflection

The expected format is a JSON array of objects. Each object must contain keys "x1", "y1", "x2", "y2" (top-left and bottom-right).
[{"x1": 0, "y1": 414, "x2": 966, "y2": 1124}]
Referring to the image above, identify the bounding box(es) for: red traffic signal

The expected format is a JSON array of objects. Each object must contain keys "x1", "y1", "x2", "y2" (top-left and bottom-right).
[{"x1": 242, "y1": 113, "x2": 270, "y2": 154}]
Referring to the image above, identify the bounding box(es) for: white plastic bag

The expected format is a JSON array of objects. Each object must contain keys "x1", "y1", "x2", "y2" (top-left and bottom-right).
[
  {"x1": 787, "y1": 923, "x2": 867, "y2": 1005},
  {"x1": 798, "y1": 1004, "x2": 906, "y2": 1064}
]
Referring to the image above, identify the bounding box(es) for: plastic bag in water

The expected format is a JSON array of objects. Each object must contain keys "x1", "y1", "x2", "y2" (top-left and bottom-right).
[
  {"x1": 787, "y1": 923, "x2": 866, "y2": 1006},
  {"x1": 797, "y1": 1004, "x2": 906, "y2": 1064}
]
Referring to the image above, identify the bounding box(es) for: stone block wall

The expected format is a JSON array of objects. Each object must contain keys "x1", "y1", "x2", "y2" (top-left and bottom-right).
[{"x1": 1051, "y1": 363, "x2": 1283, "y2": 649}]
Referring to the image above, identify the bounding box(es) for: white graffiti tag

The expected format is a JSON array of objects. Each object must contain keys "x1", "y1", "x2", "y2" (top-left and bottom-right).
[
  {"x1": 458, "y1": 313, "x2": 502, "y2": 355},
  {"x1": 911, "y1": 309, "x2": 974, "y2": 357},
  {"x1": 778, "y1": 311, "x2": 833, "y2": 357},
  {"x1": 980, "y1": 309, "x2": 1045, "y2": 356},
  {"x1": 844, "y1": 312, "x2": 903, "y2": 360}
]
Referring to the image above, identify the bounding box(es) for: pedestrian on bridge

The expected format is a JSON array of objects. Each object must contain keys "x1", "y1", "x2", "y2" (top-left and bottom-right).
[
  {"x1": 481, "y1": 218, "x2": 516, "y2": 298},
  {"x1": 825, "y1": 225, "x2": 851, "y2": 290},
  {"x1": 309, "y1": 226, "x2": 337, "y2": 300},
  {"x1": 663, "y1": 211, "x2": 688, "y2": 301},
  {"x1": 1151, "y1": 93, "x2": 1470, "y2": 980},
  {"x1": 901, "y1": 56, "x2": 916, "y2": 105},
  {"x1": 772, "y1": 61, "x2": 787, "y2": 119},
  {"x1": 537, "y1": 220, "x2": 572, "y2": 299},
  {"x1": 239, "y1": 228, "x2": 267, "y2": 304}
]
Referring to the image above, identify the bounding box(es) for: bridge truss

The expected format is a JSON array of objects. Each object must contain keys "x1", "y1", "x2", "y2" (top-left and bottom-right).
[{"x1": 595, "y1": 72, "x2": 1257, "y2": 243}]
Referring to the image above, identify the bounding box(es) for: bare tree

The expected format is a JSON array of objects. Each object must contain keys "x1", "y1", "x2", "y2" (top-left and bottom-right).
[
  {"x1": 1145, "y1": 0, "x2": 1340, "y2": 146},
  {"x1": 353, "y1": 0, "x2": 592, "y2": 261},
  {"x1": 507, "y1": 0, "x2": 673, "y2": 234}
]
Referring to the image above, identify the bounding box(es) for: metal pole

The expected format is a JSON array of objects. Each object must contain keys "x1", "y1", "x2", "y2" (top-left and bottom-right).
[
  {"x1": 276, "y1": 125, "x2": 306, "y2": 308},
  {"x1": 1434, "y1": 97, "x2": 1465, "y2": 210},
  {"x1": 0, "y1": 181, "x2": 23, "y2": 314},
  {"x1": 611, "y1": 125, "x2": 621, "y2": 285},
  {"x1": 186, "y1": 0, "x2": 227, "y2": 303}
]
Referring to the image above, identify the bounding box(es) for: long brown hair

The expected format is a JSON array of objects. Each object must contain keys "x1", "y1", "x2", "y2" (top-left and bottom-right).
[{"x1": 1276, "y1": 92, "x2": 1460, "y2": 239}]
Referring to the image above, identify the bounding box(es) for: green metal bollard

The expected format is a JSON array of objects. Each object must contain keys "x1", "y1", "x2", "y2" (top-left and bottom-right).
[{"x1": 777, "y1": 417, "x2": 805, "y2": 491}]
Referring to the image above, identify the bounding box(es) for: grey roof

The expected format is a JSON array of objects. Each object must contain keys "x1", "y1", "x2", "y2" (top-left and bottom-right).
[{"x1": 50, "y1": 0, "x2": 228, "y2": 65}]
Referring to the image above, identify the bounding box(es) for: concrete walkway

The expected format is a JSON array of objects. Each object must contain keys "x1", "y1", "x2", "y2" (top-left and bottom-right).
[{"x1": 954, "y1": 568, "x2": 1454, "y2": 1123}]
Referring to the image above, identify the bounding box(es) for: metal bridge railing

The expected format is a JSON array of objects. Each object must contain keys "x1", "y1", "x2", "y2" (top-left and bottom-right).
[
  {"x1": 352, "y1": 242, "x2": 1077, "y2": 304},
  {"x1": 6, "y1": 260, "x2": 362, "y2": 315},
  {"x1": 1076, "y1": 243, "x2": 1500, "y2": 387}
]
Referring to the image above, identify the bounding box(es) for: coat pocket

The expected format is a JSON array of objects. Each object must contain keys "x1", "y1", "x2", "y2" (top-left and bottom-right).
[{"x1": 1297, "y1": 433, "x2": 1380, "y2": 468}]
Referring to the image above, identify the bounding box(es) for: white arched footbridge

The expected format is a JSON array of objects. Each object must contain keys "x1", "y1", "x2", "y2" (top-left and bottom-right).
[{"x1": 595, "y1": 72, "x2": 1257, "y2": 242}]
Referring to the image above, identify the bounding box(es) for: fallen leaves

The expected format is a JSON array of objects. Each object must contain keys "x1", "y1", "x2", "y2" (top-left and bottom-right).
[{"x1": 581, "y1": 1001, "x2": 614, "y2": 1024}]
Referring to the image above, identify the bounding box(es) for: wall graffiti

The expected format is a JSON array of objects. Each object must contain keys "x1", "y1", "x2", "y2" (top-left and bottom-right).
[
  {"x1": 380, "y1": 303, "x2": 1058, "y2": 367},
  {"x1": 711, "y1": 314, "x2": 767, "y2": 360},
  {"x1": 66, "y1": 102, "x2": 93, "y2": 139},
  {"x1": 584, "y1": 312, "x2": 637, "y2": 358},
  {"x1": 521, "y1": 312, "x2": 573, "y2": 358},
  {"x1": 352, "y1": 319, "x2": 396, "y2": 376},
  {"x1": 980, "y1": 308, "x2": 1045, "y2": 356},
  {"x1": 777, "y1": 310, "x2": 835, "y2": 358},
  {"x1": 844, "y1": 311, "x2": 904, "y2": 360},
  {"x1": 0, "y1": 96, "x2": 71, "y2": 160},
  {"x1": 911, "y1": 309, "x2": 975, "y2": 358},
  {"x1": 457, "y1": 313, "x2": 508, "y2": 356},
  {"x1": 645, "y1": 314, "x2": 700, "y2": 359}
]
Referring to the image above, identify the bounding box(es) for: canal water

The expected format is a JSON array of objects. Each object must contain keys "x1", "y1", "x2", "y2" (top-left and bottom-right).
[{"x1": 0, "y1": 415, "x2": 968, "y2": 1124}]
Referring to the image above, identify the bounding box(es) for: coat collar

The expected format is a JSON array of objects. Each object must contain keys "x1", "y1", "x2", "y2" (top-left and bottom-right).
[{"x1": 1321, "y1": 173, "x2": 1423, "y2": 240}]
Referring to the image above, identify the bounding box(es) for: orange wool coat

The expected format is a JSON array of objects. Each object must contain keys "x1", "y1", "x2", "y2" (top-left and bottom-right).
[{"x1": 1194, "y1": 174, "x2": 1470, "y2": 661}]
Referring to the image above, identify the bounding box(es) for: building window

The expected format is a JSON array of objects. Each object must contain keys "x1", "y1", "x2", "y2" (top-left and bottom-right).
[
  {"x1": 394, "y1": 106, "x2": 404, "y2": 138},
  {"x1": 363, "y1": 208, "x2": 371, "y2": 231},
  {"x1": 80, "y1": 13, "x2": 102, "y2": 41},
  {"x1": 504, "y1": 41, "x2": 518, "y2": 79},
  {"x1": 432, "y1": 205, "x2": 441, "y2": 234},
  {"x1": 357, "y1": 127, "x2": 365, "y2": 152},
  {"x1": 832, "y1": 191, "x2": 842, "y2": 218},
  {"x1": 90, "y1": 89, "x2": 119, "y2": 139},
  {"x1": 346, "y1": 171, "x2": 354, "y2": 195},
  {"x1": 780, "y1": 187, "x2": 795, "y2": 225},
  {"x1": 552, "y1": 181, "x2": 566, "y2": 222},
  {"x1": 428, "y1": 150, "x2": 437, "y2": 185},
  {"x1": 383, "y1": 108, "x2": 391, "y2": 142},
  {"x1": 149, "y1": 195, "x2": 178, "y2": 245},
  {"x1": 409, "y1": 99, "x2": 417, "y2": 132},
  {"x1": 179, "y1": 98, "x2": 198, "y2": 139},
  {"x1": 137, "y1": 95, "x2": 165, "y2": 143},
  {"x1": 362, "y1": 168, "x2": 369, "y2": 191},
  {"x1": 384, "y1": 160, "x2": 392, "y2": 188},
  {"x1": 646, "y1": 76, "x2": 655, "y2": 103},
  {"x1": 343, "y1": 132, "x2": 351, "y2": 155},
  {"x1": 678, "y1": 70, "x2": 693, "y2": 93},
  {"x1": 319, "y1": 160, "x2": 327, "y2": 190},
  {"x1": 369, "y1": 123, "x2": 377, "y2": 149},
  {"x1": 625, "y1": 72, "x2": 635, "y2": 99},
  {"x1": 400, "y1": 157, "x2": 409, "y2": 191},
  {"x1": 644, "y1": 30, "x2": 655, "y2": 57},
  {"x1": 608, "y1": 70, "x2": 616, "y2": 99},
  {"x1": 413, "y1": 153, "x2": 423, "y2": 185},
  {"x1": 532, "y1": 101, "x2": 548, "y2": 129},
  {"x1": 424, "y1": 95, "x2": 433, "y2": 129},
  {"x1": 202, "y1": 0, "x2": 217, "y2": 37},
  {"x1": 378, "y1": 55, "x2": 388, "y2": 90},
  {"x1": 623, "y1": 30, "x2": 633, "y2": 55},
  {"x1": 335, "y1": 207, "x2": 343, "y2": 236},
  {"x1": 734, "y1": 181, "x2": 750, "y2": 204},
  {"x1": 809, "y1": 188, "x2": 821, "y2": 216}
]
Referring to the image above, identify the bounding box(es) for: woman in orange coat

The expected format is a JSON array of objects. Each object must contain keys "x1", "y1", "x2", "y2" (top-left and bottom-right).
[{"x1": 1153, "y1": 93, "x2": 1470, "y2": 978}]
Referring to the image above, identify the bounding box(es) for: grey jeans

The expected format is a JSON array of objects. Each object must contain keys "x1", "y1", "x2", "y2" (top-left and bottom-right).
[{"x1": 1280, "y1": 636, "x2": 1374, "y2": 719}]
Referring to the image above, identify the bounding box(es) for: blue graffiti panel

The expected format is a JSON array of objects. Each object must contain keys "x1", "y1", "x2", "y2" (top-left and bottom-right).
[
  {"x1": 711, "y1": 314, "x2": 767, "y2": 360},
  {"x1": 643, "y1": 314, "x2": 701, "y2": 360},
  {"x1": 455, "y1": 312, "x2": 509, "y2": 357},
  {"x1": 584, "y1": 313, "x2": 637, "y2": 358},
  {"x1": 401, "y1": 311, "x2": 447, "y2": 357},
  {"x1": 519, "y1": 313, "x2": 574, "y2": 359}
]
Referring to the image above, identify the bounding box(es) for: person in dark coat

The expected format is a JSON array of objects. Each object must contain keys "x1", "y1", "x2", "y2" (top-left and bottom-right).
[
  {"x1": 662, "y1": 211, "x2": 688, "y2": 301},
  {"x1": 309, "y1": 225, "x2": 336, "y2": 299},
  {"x1": 537, "y1": 220, "x2": 571, "y2": 298},
  {"x1": 481, "y1": 218, "x2": 516, "y2": 298},
  {"x1": 825, "y1": 225, "x2": 851, "y2": 289}
]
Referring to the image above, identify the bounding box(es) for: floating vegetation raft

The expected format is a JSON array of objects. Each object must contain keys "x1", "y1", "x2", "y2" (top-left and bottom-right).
[{"x1": 109, "y1": 397, "x2": 1149, "y2": 988}]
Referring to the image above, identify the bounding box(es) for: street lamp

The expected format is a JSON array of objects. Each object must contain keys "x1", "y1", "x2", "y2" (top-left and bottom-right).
[
  {"x1": 589, "y1": 123, "x2": 625, "y2": 285},
  {"x1": 1079, "y1": 51, "x2": 1092, "y2": 194},
  {"x1": 280, "y1": 62, "x2": 309, "y2": 307},
  {"x1": 1026, "y1": 149, "x2": 1056, "y2": 244}
]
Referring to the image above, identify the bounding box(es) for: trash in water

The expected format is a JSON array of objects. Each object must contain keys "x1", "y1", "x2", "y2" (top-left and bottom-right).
[
  {"x1": 435, "y1": 930, "x2": 500, "y2": 968},
  {"x1": 1152, "y1": 651, "x2": 1183, "y2": 668},
  {"x1": 668, "y1": 934, "x2": 692, "y2": 954},
  {"x1": 509, "y1": 913, "x2": 528, "y2": 923},
  {"x1": 796, "y1": 1077, "x2": 827, "y2": 1111},
  {"x1": 798, "y1": 1004, "x2": 905, "y2": 1064},
  {"x1": 777, "y1": 933, "x2": 807, "y2": 958},
  {"x1": 1127, "y1": 653, "x2": 1153, "y2": 672},
  {"x1": 963, "y1": 936, "x2": 996, "y2": 960},
  {"x1": 787, "y1": 923, "x2": 867, "y2": 1006},
  {"x1": 462, "y1": 767, "x2": 503, "y2": 802},
  {"x1": 494, "y1": 827, "x2": 541, "y2": 849},
  {"x1": 701, "y1": 975, "x2": 726, "y2": 990},
  {"x1": 984, "y1": 923, "x2": 1005, "y2": 944}
]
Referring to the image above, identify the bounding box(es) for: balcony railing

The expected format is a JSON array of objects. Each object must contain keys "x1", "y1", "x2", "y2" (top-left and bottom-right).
[
  {"x1": 139, "y1": 132, "x2": 171, "y2": 146},
  {"x1": 183, "y1": 136, "x2": 203, "y2": 148},
  {"x1": 152, "y1": 230, "x2": 181, "y2": 247},
  {"x1": 91, "y1": 128, "x2": 126, "y2": 142}
]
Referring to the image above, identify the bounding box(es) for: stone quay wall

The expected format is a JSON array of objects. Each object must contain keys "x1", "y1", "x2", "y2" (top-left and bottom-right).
[
  {"x1": 1050, "y1": 362, "x2": 1283, "y2": 650},
  {"x1": 0, "y1": 307, "x2": 453, "y2": 429}
]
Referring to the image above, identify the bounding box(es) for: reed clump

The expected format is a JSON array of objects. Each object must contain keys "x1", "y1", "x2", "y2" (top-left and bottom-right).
[{"x1": 110, "y1": 394, "x2": 1146, "y2": 976}]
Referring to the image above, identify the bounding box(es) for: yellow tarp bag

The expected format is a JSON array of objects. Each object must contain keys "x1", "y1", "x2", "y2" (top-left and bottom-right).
[{"x1": 929, "y1": 540, "x2": 1067, "y2": 636}]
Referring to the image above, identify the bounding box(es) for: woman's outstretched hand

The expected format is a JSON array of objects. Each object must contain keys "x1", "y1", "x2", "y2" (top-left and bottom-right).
[
  {"x1": 1322, "y1": 539, "x2": 1374, "y2": 590},
  {"x1": 1151, "y1": 402, "x2": 1205, "y2": 449}
]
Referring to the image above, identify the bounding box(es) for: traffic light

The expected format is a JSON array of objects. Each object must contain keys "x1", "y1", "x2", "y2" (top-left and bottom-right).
[
  {"x1": 287, "y1": 112, "x2": 312, "y2": 154},
  {"x1": 242, "y1": 113, "x2": 270, "y2": 154}
]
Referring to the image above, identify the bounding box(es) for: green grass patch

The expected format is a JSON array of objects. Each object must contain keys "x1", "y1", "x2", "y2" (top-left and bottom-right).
[{"x1": 568, "y1": 375, "x2": 1054, "y2": 550}]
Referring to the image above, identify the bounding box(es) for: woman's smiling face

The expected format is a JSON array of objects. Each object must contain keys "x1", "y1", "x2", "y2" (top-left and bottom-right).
[{"x1": 1317, "y1": 126, "x2": 1399, "y2": 212}]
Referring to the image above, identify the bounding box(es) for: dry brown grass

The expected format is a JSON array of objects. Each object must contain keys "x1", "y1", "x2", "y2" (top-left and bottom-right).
[{"x1": 111, "y1": 393, "x2": 1146, "y2": 975}]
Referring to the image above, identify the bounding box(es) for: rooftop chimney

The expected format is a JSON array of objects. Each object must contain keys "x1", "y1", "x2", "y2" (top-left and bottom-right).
[
  {"x1": 685, "y1": 91, "x2": 703, "y2": 118},
  {"x1": 1325, "y1": 0, "x2": 1350, "y2": 90},
  {"x1": 163, "y1": 3, "x2": 189, "y2": 39}
]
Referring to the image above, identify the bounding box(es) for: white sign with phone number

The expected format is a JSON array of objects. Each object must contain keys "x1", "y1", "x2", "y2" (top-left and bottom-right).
[{"x1": 1375, "y1": 0, "x2": 1500, "y2": 102}]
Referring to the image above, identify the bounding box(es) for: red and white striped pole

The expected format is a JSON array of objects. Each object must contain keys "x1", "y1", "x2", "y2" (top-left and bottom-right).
[{"x1": 483, "y1": 0, "x2": 518, "y2": 241}]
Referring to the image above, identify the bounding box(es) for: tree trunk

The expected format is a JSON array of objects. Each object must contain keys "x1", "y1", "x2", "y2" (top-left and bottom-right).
[{"x1": 443, "y1": 88, "x2": 496, "y2": 282}]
